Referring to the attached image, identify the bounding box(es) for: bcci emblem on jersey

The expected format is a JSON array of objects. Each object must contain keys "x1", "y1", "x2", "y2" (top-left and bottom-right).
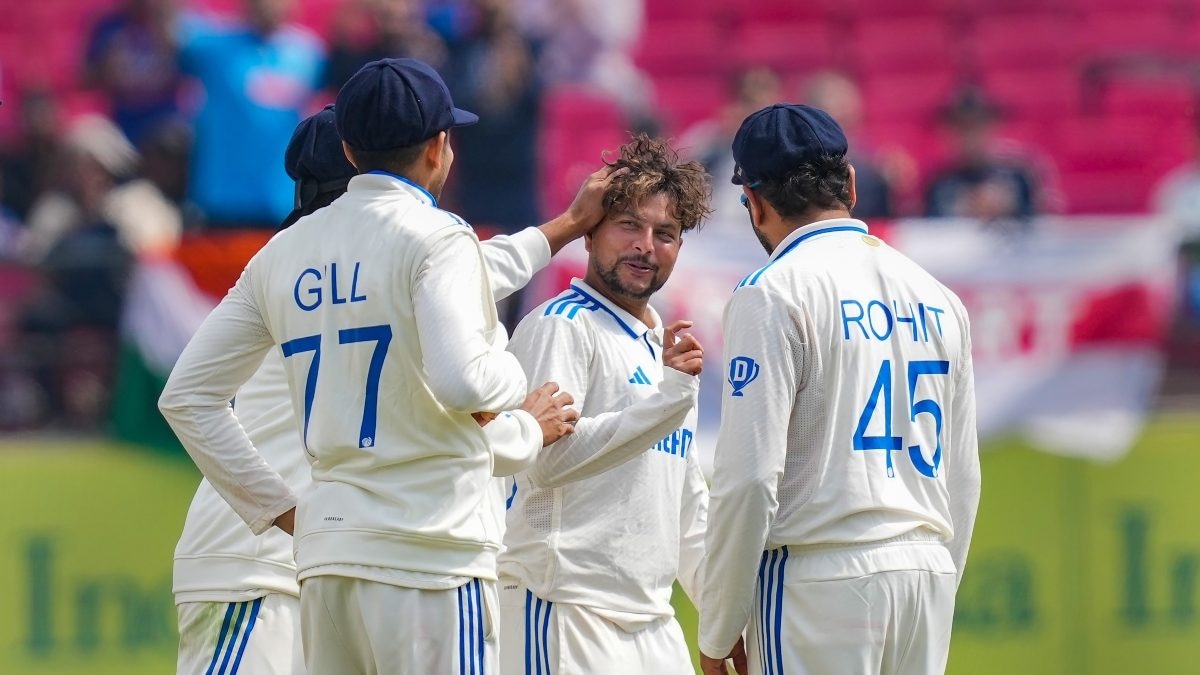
[{"x1": 728, "y1": 356, "x2": 760, "y2": 397}]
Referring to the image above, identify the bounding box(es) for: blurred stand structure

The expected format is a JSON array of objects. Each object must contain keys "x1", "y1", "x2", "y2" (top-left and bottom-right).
[{"x1": 0, "y1": 0, "x2": 1192, "y2": 428}]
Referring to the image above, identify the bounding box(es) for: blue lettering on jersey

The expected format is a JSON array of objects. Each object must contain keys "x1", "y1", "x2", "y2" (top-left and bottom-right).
[
  {"x1": 840, "y1": 298, "x2": 945, "y2": 342},
  {"x1": 293, "y1": 262, "x2": 368, "y2": 311},
  {"x1": 654, "y1": 427, "x2": 693, "y2": 459},
  {"x1": 728, "y1": 356, "x2": 760, "y2": 397},
  {"x1": 628, "y1": 366, "x2": 651, "y2": 385},
  {"x1": 294, "y1": 267, "x2": 322, "y2": 311}
]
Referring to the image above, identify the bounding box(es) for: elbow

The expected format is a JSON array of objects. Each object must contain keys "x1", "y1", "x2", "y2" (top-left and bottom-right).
[
  {"x1": 427, "y1": 353, "x2": 524, "y2": 412},
  {"x1": 157, "y1": 377, "x2": 187, "y2": 420},
  {"x1": 428, "y1": 374, "x2": 490, "y2": 412}
]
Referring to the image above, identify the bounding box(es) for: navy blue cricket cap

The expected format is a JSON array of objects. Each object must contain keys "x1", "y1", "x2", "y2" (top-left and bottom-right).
[
  {"x1": 334, "y1": 57, "x2": 478, "y2": 152},
  {"x1": 731, "y1": 103, "x2": 848, "y2": 185},
  {"x1": 280, "y1": 104, "x2": 357, "y2": 229}
]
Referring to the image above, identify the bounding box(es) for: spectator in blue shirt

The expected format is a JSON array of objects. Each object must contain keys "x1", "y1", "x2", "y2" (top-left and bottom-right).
[
  {"x1": 84, "y1": 0, "x2": 183, "y2": 145},
  {"x1": 180, "y1": 0, "x2": 325, "y2": 228}
]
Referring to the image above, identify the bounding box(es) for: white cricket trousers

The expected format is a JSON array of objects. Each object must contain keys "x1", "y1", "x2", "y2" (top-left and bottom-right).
[
  {"x1": 497, "y1": 580, "x2": 694, "y2": 675},
  {"x1": 748, "y1": 547, "x2": 957, "y2": 675},
  {"x1": 300, "y1": 575, "x2": 497, "y2": 675},
  {"x1": 177, "y1": 593, "x2": 304, "y2": 675}
]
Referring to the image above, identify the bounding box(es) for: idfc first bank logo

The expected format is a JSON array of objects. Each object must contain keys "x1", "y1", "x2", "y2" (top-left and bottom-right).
[{"x1": 728, "y1": 356, "x2": 760, "y2": 397}]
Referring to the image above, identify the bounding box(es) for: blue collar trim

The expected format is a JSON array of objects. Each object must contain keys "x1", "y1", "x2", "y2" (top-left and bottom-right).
[
  {"x1": 569, "y1": 283, "x2": 641, "y2": 340},
  {"x1": 739, "y1": 225, "x2": 868, "y2": 288},
  {"x1": 367, "y1": 170, "x2": 438, "y2": 207}
]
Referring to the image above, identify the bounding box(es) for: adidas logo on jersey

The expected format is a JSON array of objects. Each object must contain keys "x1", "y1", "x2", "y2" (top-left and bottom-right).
[{"x1": 628, "y1": 366, "x2": 651, "y2": 385}]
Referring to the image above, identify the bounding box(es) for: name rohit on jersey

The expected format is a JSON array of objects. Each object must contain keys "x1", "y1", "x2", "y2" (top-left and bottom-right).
[
  {"x1": 839, "y1": 298, "x2": 946, "y2": 342},
  {"x1": 294, "y1": 262, "x2": 367, "y2": 311}
]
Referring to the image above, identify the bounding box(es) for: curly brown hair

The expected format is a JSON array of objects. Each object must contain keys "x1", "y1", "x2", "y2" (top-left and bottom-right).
[{"x1": 602, "y1": 134, "x2": 713, "y2": 233}]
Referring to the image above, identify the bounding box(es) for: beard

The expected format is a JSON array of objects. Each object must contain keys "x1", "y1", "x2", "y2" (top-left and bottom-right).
[
  {"x1": 750, "y1": 219, "x2": 774, "y2": 255},
  {"x1": 593, "y1": 253, "x2": 665, "y2": 300}
]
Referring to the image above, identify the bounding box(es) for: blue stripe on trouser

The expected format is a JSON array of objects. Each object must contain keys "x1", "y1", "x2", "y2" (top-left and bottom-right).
[
  {"x1": 763, "y1": 552, "x2": 779, "y2": 675},
  {"x1": 228, "y1": 597, "x2": 263, "y2": 674},
  {"x1": 216, "y1": 602, "x2": 249, "y2": 675},
  {"x1": 524, "y1": 591, "x2": 533, "y2": 675},
  {"x1": 757, "y1": 553, "x2": 769, "y2": 675},
  {"x1": 459, "y1": 580, "x2": 486, "y2": 675},
  {"x1": 773, "y1": 548, "x2": 788, "y2": 674},
  {"x1": 459, "y1": 585, "x2": 468, "y2": 675},
  {"x1": 204, "y1": 603, "x2": 237, "y2": 675},
  {"x1": 534, "y1": 599, "x2": 544, "y2": 675},
  {"x1": 524, "y1": 592, "x2": 553, "y2": 675},
  {"x1": 541, "y1": 597, "x2": 552, "y2": 674},
  {"x1": 470, "y1": 583, "x2": 478, "y2": 675},
  {"x1": 473, "y1": 580, "x2": 485, "y2": 674}
]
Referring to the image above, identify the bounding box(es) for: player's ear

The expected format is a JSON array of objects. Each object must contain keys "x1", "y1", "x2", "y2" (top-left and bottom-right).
[
  {"x1": 341, "y1": 141, "x2": 359, "y2": 170},
  {"x1": 847, "y1": 162, "x2": 858, "y2": 212},
  {"x1": 425, "y1": 132, "x2": 447, "y2": 169}
]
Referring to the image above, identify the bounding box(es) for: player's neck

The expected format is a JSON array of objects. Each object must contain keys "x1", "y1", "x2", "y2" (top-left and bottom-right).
[
  {"x1": 771, "y1": 208, "x2": 854, "y2": 249},
  {"x1": 584, "y1": 274, "x2": 653, "y2": 326}
]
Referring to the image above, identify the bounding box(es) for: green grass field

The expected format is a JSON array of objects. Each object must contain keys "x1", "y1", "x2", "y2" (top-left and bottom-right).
[{"x1": 2, "y1": 412, "x2": 1199, "y2": 674}]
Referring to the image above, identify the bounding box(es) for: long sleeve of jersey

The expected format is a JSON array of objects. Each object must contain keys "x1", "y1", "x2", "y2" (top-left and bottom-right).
[
  {"x1": 699, "y1": 284, "x2": 800, "y2": 658},
  {"x1": 507, "y1": 314, "x2": 699, "y2": 489},
  {"x1": 487, "y1": 410, "x2": 542, "y2": 477},
  {"x1": 414, "y1": 229, "x2": 528, "y2": 413},
  {"x1": 677, "y1": 449, "x2": 709, "y2": 606},
  {"x1": 479, "y1": 227, "x2": 550, "y2": 301},
  {"x1": 158, "y1": 269, "x2": 296, "y2": 536},
  {"x1": 947, "y1": 319, "x2": 981, "y2": 586}
]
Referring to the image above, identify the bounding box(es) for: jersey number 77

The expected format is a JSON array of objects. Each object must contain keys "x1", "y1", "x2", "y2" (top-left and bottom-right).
[{"x1": 281, "y1": 325, "x2": 393, "y2": 450}]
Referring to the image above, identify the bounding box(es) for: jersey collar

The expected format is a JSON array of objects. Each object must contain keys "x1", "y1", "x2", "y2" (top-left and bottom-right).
[
  {"x1": 569, "y1": 278, "x2": 663, "y2": 346},
  {"x1": 769, "y1": 218, "x2": 869, "y2": 263},
  {"x1": 358, "y1": 170, "x2": 439, "y2": 207}
]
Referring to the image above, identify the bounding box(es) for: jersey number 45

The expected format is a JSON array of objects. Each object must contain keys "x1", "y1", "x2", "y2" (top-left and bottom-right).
[{"x1": 853, "y1": 359, "x2": 950, "y2": 479}]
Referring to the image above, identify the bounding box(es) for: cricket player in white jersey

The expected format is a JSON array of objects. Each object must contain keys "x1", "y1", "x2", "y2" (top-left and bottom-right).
[
  {"x1": 160, "y1": 57, "x2": 616, "y2": 675},
  {"x1": 171, "y1": 103, "x2": 607, "y2": 675},
  {"x1": 697, "y1": 104, "x2": 981, "y2": 675},
  {"x1": 500, "y1": 135, "x2": 714, "y2": 674}
]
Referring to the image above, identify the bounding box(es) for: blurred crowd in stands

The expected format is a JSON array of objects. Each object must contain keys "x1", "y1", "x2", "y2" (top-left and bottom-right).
[{"x1": 0, "y1": 0, "x2": 1197, "y2": 431}]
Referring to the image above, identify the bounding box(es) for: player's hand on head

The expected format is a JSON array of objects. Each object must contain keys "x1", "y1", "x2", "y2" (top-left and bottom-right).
[
  {"x1": 664, "y1": 319, "x2": 703, "y2": 376},
  {"x1": 565, "y1": 164, "x2": 631, "y2": 232},
  {"x1": 520, "y1": 382, "x2": 579, "y2": 447}
]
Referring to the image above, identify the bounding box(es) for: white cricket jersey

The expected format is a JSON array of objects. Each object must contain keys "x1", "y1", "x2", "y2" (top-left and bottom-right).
[
  {"x1": 171, "y1": 223, "x2": 553, "y2": 603},
  {"x1": 501, "y1": 279, "x2": 708, "y2": 627},
  {"x1": 160, "y1": 173, "x2": 537, "y2": 588},
  {"x1": 698, "y1": 218, "x2": 981, "y2": 657}
]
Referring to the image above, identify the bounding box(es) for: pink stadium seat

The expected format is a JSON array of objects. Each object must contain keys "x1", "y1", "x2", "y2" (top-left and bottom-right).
[
  {"x1": 960, "y1": 0, "x2": 1073, "y2": 14},
  {"x1": 982, "y1": 66, "x2": 1082, "y2": 122},
  {"x1": 970, "y1": 13, "x2": 1080, "y2": 70},
  {"x1": 1054, "y1": 116, "x2": 1158, "y2": 173},
  {"x1": 852, "y1": 16, "x2": 959, "y2": 75},
  {"x1": 861, "y1": 70, "x2": 959, "y2": 127},
  {"x1": 1077, "y1": 11, "x2": 1186, "y2": 55},
  {"x1": 1059, "y1": 0, "x2": 1181, "y2": 12},
  {"x1": 539, "y1": 87, "x2": 627, "y2": 215},
  {"x1": 846, "y1": 0, "x2": 957, "y2": 18},
  {"x1": 295, "y1": 0, "x2": 345, "y2": 35},
  {"x1": 730, "y1": 0, "x2": 833, "y2": 23},
  {"x1": 653, "y1": 75, "x2": 725, "y2": 133},
  {"x1": 645, "y1": 0, "x2": 725, "y2": 22},
  {"x1": 633, "y1": 20, "x2": 723, "y2": 78},
  {"x1": 1060, "y1": 168, "x2": 1156, "y2": 214},
  {"x1": 730, "y1": 21, "x2": 837, "y2": 75},
  {"x1": 1101, "y1": 81, "x2": 1195, "y2": 123}
]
